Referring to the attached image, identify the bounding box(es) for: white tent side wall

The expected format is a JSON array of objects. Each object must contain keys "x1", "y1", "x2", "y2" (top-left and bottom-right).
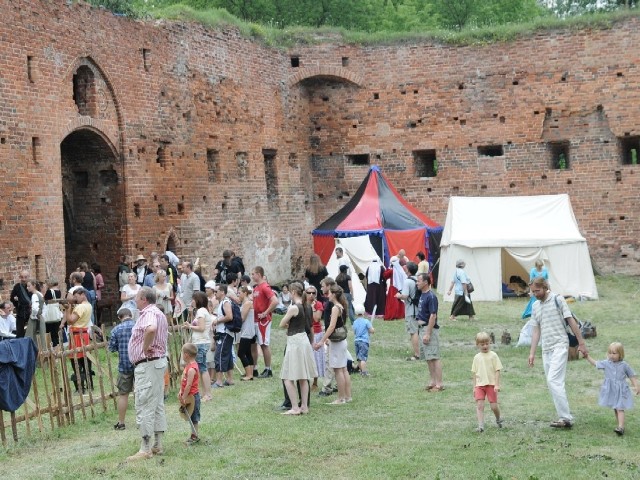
[
  {"x1": 437, "y1": 195, "x2": 599, "y2": 302},
  {"x1": 438, "y1": 246, "x2": 503, "y2": 301}
]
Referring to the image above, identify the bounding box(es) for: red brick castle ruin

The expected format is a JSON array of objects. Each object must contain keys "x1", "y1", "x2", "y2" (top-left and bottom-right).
[{"x1": 1, "y1": 0, "x2": 639, "y2": 301}]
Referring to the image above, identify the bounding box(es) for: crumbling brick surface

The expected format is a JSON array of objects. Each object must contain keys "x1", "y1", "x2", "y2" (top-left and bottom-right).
[{"x1": 1, "y1": 0, "x2": 640, "y2": 301}]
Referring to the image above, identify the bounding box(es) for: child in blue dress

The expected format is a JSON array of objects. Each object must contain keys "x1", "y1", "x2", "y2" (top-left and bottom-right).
[{"x1": 584, "y1": 342, "x2": 640, "y2": 435}]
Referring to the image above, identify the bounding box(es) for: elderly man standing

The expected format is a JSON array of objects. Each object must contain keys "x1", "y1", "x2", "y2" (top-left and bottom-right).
[
  {"x1": 127, "y1": 287, "x2": 168, "y2": 461},
  {"x1": 528, "y1": 277, "x2": 587, "y2": 429},
  {"x1": 11, "y1": 270, "x2": 31, "y2": 338}
]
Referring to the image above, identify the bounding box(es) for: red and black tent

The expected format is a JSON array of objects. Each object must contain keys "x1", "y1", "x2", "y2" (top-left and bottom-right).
[{"x1": 312, "y1": 166, "x2": 443, "y2": 278}]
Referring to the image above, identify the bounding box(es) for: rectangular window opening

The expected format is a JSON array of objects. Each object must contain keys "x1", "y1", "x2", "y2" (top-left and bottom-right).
[
  {"x1": 263, "y1": 149, "x2": 279, "y2": 203},
  {"x1": 413, "y1": 149, "x2": 437, "y2": 178},
  {"x1": 620, "y1": 136, "x2": 640, "y2": 165},
  {"x1": 549, "y1": 141, "x2": 570, "y2": 170},
  {"x1": 290, "y1": 56, "x2": 300, "y2": 68},
  {"x1": 477, "y1": 145, "x2": 504, "y2": 157},
  {"x1": 27, "y1": 56, "x2": 35, "y2": 83},
  {"x1": 206, "y1": 149, "x2": 220, "y2": 183},
  {"x1": 142, "y1": 48, "x2": 151, "y2": 72},
  {"x1": 32, "y1": 137, "x2": 40, "y2": 164},
  {"x1": 35, "y1": 254, "x2": 45, "y2": 281},
  {"x1": 346, "y1": 154, "x2": 370, "y2": 166}
]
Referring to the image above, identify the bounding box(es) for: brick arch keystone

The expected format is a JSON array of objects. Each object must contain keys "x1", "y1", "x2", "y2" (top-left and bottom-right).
[{"x1": 288, "y1": 66, "x2": 363, "y2": 87}]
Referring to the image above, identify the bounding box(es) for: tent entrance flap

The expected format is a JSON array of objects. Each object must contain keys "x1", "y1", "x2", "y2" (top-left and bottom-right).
[{"x1": 501, "y1": 248, "x2": 535, "y2": 285}]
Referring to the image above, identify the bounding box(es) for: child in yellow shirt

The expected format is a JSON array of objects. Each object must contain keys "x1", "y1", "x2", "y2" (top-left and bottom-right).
[{"x1": 471, "y1": 332, "x2": 503, "y2": 432}]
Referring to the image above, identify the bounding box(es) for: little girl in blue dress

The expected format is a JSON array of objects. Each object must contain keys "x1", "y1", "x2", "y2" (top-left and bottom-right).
[{"x1": 585, "y1": 342, "x2": 640, "y2": 435}]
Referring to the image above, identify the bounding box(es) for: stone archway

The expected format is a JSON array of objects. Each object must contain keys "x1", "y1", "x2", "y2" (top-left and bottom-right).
[{"x1": 61, "y1": 128, "x2": 125, "y2": 301}]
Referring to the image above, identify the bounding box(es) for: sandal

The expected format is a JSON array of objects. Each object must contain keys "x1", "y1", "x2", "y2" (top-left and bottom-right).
[
  {"x1": 240, "y1": 376, "x2": 253, "y2": 381},
  {"x1": 550, "y1": 419, "x2": 573, "y2": 429},
  {"x1": 327, "y1": 399, "x2": 346, "y2": 405},
  {"x1": 429, "y1": 386, "x2": 445, "y2": 392},
  {"x1": 614, "y1": 427, "x2": 624, "y2": 436},
  {"x1": 424, "y1": 384, "x2": 437, "y2": 391}
]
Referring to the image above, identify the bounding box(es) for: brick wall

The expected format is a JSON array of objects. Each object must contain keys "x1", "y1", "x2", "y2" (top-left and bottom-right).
[{"x1": 1, "y1": 0, "x2": 639, "y2": 301}]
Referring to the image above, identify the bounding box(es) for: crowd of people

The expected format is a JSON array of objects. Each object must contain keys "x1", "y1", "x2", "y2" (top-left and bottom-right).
[{"x1": 1, "y1": 249, "x2": 638, "y2": 461}]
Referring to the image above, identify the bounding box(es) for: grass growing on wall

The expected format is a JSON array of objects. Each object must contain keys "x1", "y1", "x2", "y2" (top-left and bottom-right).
[{"x1": 139, "y1": 3, "x2": 640, "y2": 48}]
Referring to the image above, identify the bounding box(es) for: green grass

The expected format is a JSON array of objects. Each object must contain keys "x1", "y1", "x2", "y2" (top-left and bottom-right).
[
  {"x1": 2, "y1": 275, "x2": 640, "y2": 479},
  {"x1": 142, "y1": 4, "x2": 640, "y2": 48}
]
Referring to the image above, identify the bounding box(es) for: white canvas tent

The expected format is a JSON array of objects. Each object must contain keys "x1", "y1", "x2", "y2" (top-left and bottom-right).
[
  {"x1": 325, "y1": 236, "x2": 382, "y2": 308},
  {"x1": 437, "y1": 194, "x2": 598, "y2": 302}
]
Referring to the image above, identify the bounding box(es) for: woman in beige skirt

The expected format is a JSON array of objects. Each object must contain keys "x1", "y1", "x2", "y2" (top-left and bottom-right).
[{"x1": 279, "y1": 282, "x2": 317, "y2": 415}]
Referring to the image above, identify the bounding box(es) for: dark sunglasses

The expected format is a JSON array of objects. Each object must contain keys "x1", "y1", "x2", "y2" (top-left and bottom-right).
[{"x1": 306, "y1": 291, "x2": 316, "y2": 294}]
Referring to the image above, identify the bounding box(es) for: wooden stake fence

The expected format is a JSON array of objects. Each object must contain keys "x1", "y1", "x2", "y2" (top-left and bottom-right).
[{"x1": 1, "y1": 316, "x2": 190, "y2": 447}]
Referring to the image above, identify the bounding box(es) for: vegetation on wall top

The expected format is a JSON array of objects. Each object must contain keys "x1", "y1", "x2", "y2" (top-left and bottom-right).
[{"x1": 84, "y1": 0, "x2": 640, "y2": 47}]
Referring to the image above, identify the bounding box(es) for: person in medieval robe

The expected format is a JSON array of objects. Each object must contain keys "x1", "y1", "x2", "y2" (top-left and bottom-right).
[
  {"x1": 364, "y1": 258, "x2": 386, "y2": 317},
  {"x1": 383, "y1": 256, "x2": 406, "y2": 321}
]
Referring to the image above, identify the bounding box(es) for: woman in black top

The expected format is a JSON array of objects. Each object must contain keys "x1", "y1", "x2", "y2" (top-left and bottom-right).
[
  {"x1": 304, "y1": 254, "x2": 328, "y2": 302},
  {"x1": 43, "y1": 280, "x2": 62, "y2": 347},
  {"x1": 278, "y1": 282, "x2": 317, "y2": 415},
  {"x1": 336, "y1": 264, "x2": 355, "y2": 324}
]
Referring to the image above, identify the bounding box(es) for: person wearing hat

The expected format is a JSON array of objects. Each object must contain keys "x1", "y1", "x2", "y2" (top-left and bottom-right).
[{"x1": 134, "y1": 254, "x2": 152, "y2": 286}]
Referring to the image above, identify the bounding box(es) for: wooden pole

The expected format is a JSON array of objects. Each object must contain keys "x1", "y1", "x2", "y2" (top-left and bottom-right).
[
  {"x1": 0, "y1": 409, "x2": 6, "y2": 447},
  {"x1": 88, "y1": 328, "x2": 107, "y2": 413},
  {"x1": 102, "y1": 328, "x2": 118, "y2": 410},
  {"x1": 39, "y1": 334, "x2": 57, "y2": 431}
]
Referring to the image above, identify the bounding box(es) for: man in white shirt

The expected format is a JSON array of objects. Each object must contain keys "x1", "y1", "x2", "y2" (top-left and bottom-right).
[
  {"x1": 180, "y1": 261, "x2": 200, "y2": 320},
  {"x1": 0, "y1": 301, "x2": 17, "y2": 337},
  {"x1": 335, "y1": 247, "x2": 352, "y2": 277}
]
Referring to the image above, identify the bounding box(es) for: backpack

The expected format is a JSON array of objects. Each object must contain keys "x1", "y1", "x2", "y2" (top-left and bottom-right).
[
  {"x1": 553, "y1": 295, "x2": 582, "y2": 347},
  {"x1": 226, "y1": 300, "x2": 243, "y2": 333},
  {"x1": 408, "y1": 277, "x2": 421, "y2": 308}
]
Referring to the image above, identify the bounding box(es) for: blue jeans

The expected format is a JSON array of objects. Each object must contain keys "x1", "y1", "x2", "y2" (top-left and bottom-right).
[{"x1": 345, "y1": 293, "x2": 355, "y2": 324}]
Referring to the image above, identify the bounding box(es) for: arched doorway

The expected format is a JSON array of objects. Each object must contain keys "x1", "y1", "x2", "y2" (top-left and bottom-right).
[{"x1": 60, "y1": 128, "x2": 125, "y2": 302}]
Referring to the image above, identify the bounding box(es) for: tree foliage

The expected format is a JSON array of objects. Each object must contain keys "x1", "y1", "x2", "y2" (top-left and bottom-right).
[{"x1": 104, "y1": 0, "x2": 638, "y2": 29}]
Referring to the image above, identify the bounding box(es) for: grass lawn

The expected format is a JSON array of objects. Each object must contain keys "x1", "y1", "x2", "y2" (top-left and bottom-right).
[{"x1": 2, "y1": 275, "x2": 640, "y2": 479}]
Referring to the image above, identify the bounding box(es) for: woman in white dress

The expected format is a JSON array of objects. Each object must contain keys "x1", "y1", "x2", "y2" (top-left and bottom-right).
[
  {"x1": 153, "y1": 269, "x2": 173, "y2": 315},
  {"x1": 120, "y1": 272, "x2": 140, "y2": 319}
]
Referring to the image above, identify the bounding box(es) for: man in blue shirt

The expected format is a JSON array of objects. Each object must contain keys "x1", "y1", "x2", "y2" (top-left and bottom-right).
[
  {"x1": 416, "y1": 273, "x2": 443, "y2": 392},
  {"x1": 109, "y1": 308, "x2": 135, "y2": 430}
]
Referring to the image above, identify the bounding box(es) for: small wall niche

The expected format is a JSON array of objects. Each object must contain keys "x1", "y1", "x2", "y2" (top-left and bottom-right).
[
  {"x1": 346, "y1": 154, "x2": 370, "y2": 166},
  {"x1": 74, "y1": 171, "x2": 89, "y2": 188},
  {"x1": 27, "y1": 55, "x2": 35, "y2": 83},
  {"x1": 548, "y1": 141, "x2": 570, "y2": 170},
  {"x1": 32, "y1": 137, "x2": 40, "y2": 163},
  {"x1": 619, "y1": 136, "x2": 640, "y2": 165},
  {"x1": 413, "y1": 149, "x2": 437, "y2": 178},
  {"x1": 477, "y1": 145, "x2": 504, "y2": 157},
  {"x1": 206, "y1": 148, "x2": 220, "y2": 183},
  {"x1": 263, "y1": 149, "x2": 279, "y2": 203},
  {"x1": 290, "y1": 56, "x2": 300, "y2": 68},
  {"x1": 142, "y1": 48, "x2": 151, "y2": 72}
]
